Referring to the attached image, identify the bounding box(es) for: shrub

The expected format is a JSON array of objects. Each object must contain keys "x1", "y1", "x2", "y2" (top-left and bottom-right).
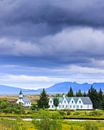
[
  {"x1": 32, "y1": 110, "x2": 62, "y2": 130},
  {"x1": 85, "y1": 123, "x2": 98, "y2": 130},
  {"x1": 73, "y1": 111, "x2": 80, "y2": 116},
  {"x1": 59, "y1": 111, "x2": 67, "y2": 116},
  {"x1": 67, "y1": 110, "x2": 71, "y2": 115},
  {"x1": 88, "y1": 111, "x2": 102, "y2": 116}
]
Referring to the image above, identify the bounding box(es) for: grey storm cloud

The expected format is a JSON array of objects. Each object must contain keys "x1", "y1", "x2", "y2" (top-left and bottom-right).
[
  {"x1": 0, "y1": 0, "x2": 104, "y2": 68},
  {"x1": 0, "y1": 0, "x2": 104, "y2": 36},
  {"x1": 0, "y1": 0, "x2": 104, "y2": 25},
  {"x1": 0, "y1": 27, "x2": 104, "y2": 68}
]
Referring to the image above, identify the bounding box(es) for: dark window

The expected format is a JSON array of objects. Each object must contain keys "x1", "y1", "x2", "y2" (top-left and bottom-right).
[
  {"x1": 77, "y1": 105, "x2": 79, "y2": 109},
  {"x1": 50, "y1": 101, "x2": 52, "y2": 103}
]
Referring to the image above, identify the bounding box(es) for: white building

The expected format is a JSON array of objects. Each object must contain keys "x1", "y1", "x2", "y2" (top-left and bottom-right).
[
  {"x1": 49, "y1": 95, "x2": 93, "y2": 110},
  {"x1": 16, "y1": 90, "x2": 31, "y2": 107}
]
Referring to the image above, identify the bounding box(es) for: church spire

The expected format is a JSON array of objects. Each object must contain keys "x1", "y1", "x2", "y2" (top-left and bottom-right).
[
  {"x1": 19, "y1": 90, "x2": 23, "y2": 99},
  {"x1": 19, "y1": 90, "x2": 23, "y2": 95}
]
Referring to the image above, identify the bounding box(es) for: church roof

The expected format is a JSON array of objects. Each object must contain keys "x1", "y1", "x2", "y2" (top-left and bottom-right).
[{"x1": 22, "y1": 97, "x2": 31, "y2": 104}]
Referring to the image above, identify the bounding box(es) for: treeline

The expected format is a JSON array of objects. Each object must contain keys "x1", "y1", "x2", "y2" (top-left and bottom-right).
[{"x1": 66, "y1": 86, "x2": 104, "y2": 109}]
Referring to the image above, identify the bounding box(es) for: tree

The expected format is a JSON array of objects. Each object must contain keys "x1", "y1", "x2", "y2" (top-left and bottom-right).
[
  {"x1": 98, "y1": 88, "x2": 103, "y2": 101},
  {"x1": 53, "y1": 97, "x2": 59, "y2": 109},
  {"x1": 83, "y1": 92, "x2": 87, "y2": 97},
  {"x1": 101, "y1": 97, "x2": 104, "y2": 110},
  {"x1": 37, "y1": 89, "x2": 49, "y2": 109},
  {"x1": 76, "y1": 89, "x2": 83, "y2": 97},
  {"x1": 98, "y1": 88, "x2": 103, "y2": 109},
  {"x1": 67, "y1": 87, "x2": 74, "y2": 97},
  {"x1": 88, "y1": 86, "x2": 99, "y2": 109}
]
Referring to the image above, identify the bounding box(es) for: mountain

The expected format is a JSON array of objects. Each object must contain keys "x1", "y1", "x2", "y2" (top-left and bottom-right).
[
  {"x1": 0, "y1": 85, "x2": 35, "y2": 95},
  {"x1": 44, "y1": 82, "x2": 104, "y2": 94},
  {"x1": 0, "y1": 82, "x2": 104, "y2": 95}
]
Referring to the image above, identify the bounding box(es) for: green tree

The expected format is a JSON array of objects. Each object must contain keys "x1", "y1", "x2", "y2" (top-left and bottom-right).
[
  {"x1": 67, "y1": 87, "x2": 74, "y2": 97},
  {"x1": 83, "y1": 92, "x2": 87, "y2": 97},
  {"x1": 101, "y1": 95, "x2": 104, "y2": 110},
  {"x1": 88, "y1": 86, "x2": 99, "y2": 109},
  {"x1": 37, "y1": 89, "x2": 49, "y2": 109},
  {"x1": 98, "y1": 88, "x2": 103, "y2": 109},
  {"x1": 98, "y1": 88, "x2": 103, "y2": 100},
  {"x1": 76, "y1": 89, "x2": 83, "y2": 97},
  {"x1": 53, "y1": 97, "x2": 59, "y2": 109}
]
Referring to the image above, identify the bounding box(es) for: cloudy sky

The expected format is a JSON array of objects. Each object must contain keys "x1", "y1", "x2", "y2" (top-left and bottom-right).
[{"x1": 0, "y1": 0, "x2": 104, "y2": 89}]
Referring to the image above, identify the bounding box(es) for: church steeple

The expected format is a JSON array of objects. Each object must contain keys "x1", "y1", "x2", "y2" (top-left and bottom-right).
[{"x1": 19, "y1": 90, "x2": 23, "y2": 99}]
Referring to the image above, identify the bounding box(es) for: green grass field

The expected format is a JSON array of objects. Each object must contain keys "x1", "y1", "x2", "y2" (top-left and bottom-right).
[{"x1": 0, "y1": 118, "x2": 103, "y2": 130}]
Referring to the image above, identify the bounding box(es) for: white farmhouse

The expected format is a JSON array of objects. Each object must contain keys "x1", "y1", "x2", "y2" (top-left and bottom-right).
[
  {"x1": 16, "y1": 90, "x2": 31, "y2": 107},
  {"x1": 49, "y1": 95, "x2": 93, "y2": 110}
]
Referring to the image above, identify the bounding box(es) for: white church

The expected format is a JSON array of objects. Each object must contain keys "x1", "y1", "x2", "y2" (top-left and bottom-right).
[
  {"x1": 16, "y1": 90, "x2": 31, "y2": 107},
  {"x1": 49, "y1": 95, "x2": 93, "y2": 110}
]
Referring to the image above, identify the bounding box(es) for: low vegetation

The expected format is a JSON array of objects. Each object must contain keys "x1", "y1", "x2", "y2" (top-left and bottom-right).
[
  {"x1": 0, "y1": 99, "x2": 25, "y2": 114},
  {"x1": 0, "y1": 117, "x2": 103, "y2": 130}
]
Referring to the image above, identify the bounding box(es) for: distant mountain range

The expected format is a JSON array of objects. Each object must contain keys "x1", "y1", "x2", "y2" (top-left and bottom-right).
[
  {"x1": 0, "y1": 82, "x2": 104, "y2": 95},
  {"x1": 0, "y1": 85, "x2": 35, "y2": 95},
  {"x1": 44, "y1": 82, "x2": 104, "y2": 94}
]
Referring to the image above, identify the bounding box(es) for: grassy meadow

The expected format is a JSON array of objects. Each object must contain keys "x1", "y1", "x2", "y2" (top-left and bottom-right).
[{"x1": 0, "y1": 118, "x2": 103, "y2": 130}]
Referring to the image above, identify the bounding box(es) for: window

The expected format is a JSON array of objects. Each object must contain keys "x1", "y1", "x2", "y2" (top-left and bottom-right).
[
  {"x1": 70, "y1": 105, "x2": 72, "y2": 108},
  {"x1": 77, "y1": 105, "x2": 79, "y2": 109},
  {"x1": 79, "y1": 101, "x2": 81, "y2": 103},
  {"x1": 50, "y1": 100, "x2": 52, "y2": 103},
  {"x1": 72, "y1": 101, "x2": 74, "y2": 103},
  {"x1": 81, "y1": 105, "x2": 83, "y2": 108},
  {"x1": 73, "y1": 105, "x2": 75, "y2": 108},
  {"x1": 64, "y1": 100, "x2": 66, "y2": 103}
]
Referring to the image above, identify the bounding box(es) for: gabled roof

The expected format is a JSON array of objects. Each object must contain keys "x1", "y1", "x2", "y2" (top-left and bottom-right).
[
  {"x1": 50, "y1": 96, "x2": 92, "y2": 105},
  {"x1": 72, "y1": 97, "x2": 79, "y2": 103},
  {"x1": 22, "y1": 97, "x2": 31, "y2": 104},
  {"x1": 80, "y1": 97, "x2": 92, "y2": 105},
  {"x1": 66, "y1": 97, "x2": 72, "y2": 103}
]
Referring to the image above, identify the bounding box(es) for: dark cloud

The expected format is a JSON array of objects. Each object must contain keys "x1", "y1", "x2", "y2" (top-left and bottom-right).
[
  {"x1": 0, "y1": 0, "x2": 104, "y2": 38},
  {"x1": 0, "y1": 0, "x2": 104, "y2": 25},
  {"x1": 0, "y1": 0, "x2": 104, "y2": 69}
]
